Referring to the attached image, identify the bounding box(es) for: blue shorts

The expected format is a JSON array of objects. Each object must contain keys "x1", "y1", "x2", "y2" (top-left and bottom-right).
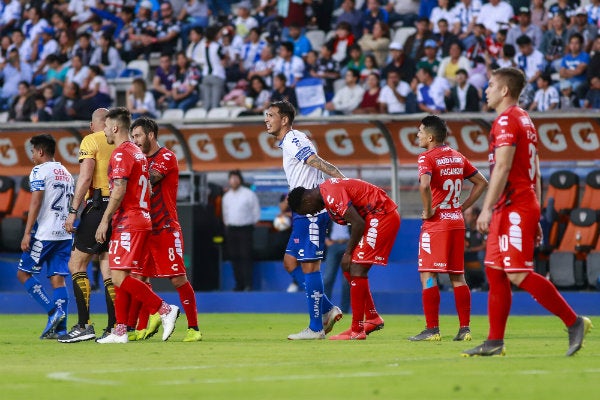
[
  {"x1": 18, "y1": 238, "x2": 71, "y2": 278},
  {"x1": 286, "y1": 211, "x2": 329, "y2": 261}
]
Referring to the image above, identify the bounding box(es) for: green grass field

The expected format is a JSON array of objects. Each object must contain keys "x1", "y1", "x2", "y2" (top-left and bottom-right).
[{"x1": 0, "y1": 313, "x2": 598, "y2": 400}]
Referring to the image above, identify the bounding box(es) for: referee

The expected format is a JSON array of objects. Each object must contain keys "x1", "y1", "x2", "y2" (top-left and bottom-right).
[{"x1": 58, "y1": 108, "x2": 116, "y2": 343}]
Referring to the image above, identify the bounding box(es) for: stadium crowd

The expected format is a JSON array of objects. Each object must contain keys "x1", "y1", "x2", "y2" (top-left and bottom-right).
[{"x1": 1, "y1": 0, "x2": 600, "y2": 122}]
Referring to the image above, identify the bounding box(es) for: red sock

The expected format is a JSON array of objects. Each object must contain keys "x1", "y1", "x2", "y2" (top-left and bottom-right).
[
  {"x1": 363, "y1": 279, "x2": 379, "y2": 320},
  {"x1": 113, "y1": 285, "x2": 131, "y2": 326},
  {"x1": 422, "y1": 286, "x2": 440, "y2": 329},
  {"x1": 486, "y1": 267, "x2": 512, "y2": 340},
  {"x1": 120, "y1": 275, "x2": 162, "y2": 314},
  {"x1": 136, "y1": 282, "x2": 152, "y2": 330},
  {"x1": 127, "y1": 298, "x2": 142, "y2": 328},
  {"x1": 518, "y1": 272, "x2": 577, "y2": 326},
  {"x1": 453, "y1": 284, "x2": 471, "y2": 328},
  {"x1": 350, "y1": 276, "x2": 368, "y2": 332},
  {"x1": 177, "y1": 281, "x2": 198, "y2": 328}
]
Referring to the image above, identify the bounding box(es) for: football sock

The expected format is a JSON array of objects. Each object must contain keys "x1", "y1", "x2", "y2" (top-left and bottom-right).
[
  {"x1": 349, "y1": 276, "x2": 368, "y2": 332},
  {"x1": 104, "y1": 278, "x2": 116, "y2": 329},
  {"x1": 136, "y1": 282, "x2": 152, "y2": 330},
  {"x1": 453, "y1": 283, "x2": 471, "y2": 327},
  {"x1": 289, "y1": 266, "x2": 305, "y2": 290},
  {"x1": 176, "y1": 281, "x2": 198, "y2": 328},
  {"x1": 127, "y1": 297, "x2": 143, "y2": 328},
  {"x1": 72, "y1": 272, "x2": 91, "y2": 326},
  {"x1": 304, "y1": 272, "x2": 324, "y2": 331},
  {"x1": 422, "y1": 286, "x2": 440, "y2": 329},
  {"x1": 363, "y1": 278, "x2": 379, "y2": 320},
  {"x1": 486, "y1": 267, "x2": 512, "y2": 340},
  {"x1": 53, "y1": 286, "x2": 69, "y2": 328},
  {"x1": 518, "y1": 272, "x2": 578, "y2": 327},
  {"x1": 119, "y1": 275, "x2": 163, "y2": 315},
  {"x1": 23, "y1": 276, "x2": 53, "y2": 313},
  {"x1": 113, "y1": 285, "x2": 131, "y2": 326}
]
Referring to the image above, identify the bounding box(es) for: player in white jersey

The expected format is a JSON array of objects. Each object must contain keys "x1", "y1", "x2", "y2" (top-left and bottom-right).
[
  {"x1": 16, "y1": 134, "x2": 74, "y2": 339},
  {"x1": 265, "y1": 100, "x2": 345, "y2": 340}
]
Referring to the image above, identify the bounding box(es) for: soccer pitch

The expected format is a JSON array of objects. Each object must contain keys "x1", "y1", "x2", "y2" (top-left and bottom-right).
[{"x1": 0, "y1": 314, "x2": 598, "y2": 399}]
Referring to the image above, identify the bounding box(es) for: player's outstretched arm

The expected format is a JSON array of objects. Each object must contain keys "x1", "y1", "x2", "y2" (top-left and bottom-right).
[
  {"x1": 461, "y1": 171, "x2": 488, "y2": 212},
  {"x1": 306, "y1": 154, "x2": 345, "y2": 178}
]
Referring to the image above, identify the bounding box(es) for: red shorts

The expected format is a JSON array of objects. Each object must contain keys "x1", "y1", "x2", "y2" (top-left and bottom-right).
[
  {"x1": 418, "y1": 228, "x2": 465, "y2": 274},
  {"x1": 109, "y1": 230, "x2": 150, "y2": 271},
  {"x1": 484, "y1": 203, "x2": 539, "y2": 272},
  {"x1": 352, "y1": 211, "x2": 400, "y2": 266},
  {"x1": 142, "y1": 228, "x2": 187, "y2": 278}
]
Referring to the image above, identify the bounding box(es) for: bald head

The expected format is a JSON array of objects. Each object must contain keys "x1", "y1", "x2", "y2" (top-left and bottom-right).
[{"x1": 91, "y1": 108, "x2": 109, "y2": 132}]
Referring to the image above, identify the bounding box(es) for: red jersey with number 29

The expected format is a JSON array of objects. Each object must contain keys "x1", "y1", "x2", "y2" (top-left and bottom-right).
[
  {"x1": 147, "y1": 147, "x2": 180, "y2": 232},
  {"x1": 109, "y1": 141, "x2": 151, "y2": 232},
  {"x1": 418, "y1": 145, "x2": 478, "y2": 231},
  {"x1": 489, "y1": 105, "x2": 539, "y2": 209}
]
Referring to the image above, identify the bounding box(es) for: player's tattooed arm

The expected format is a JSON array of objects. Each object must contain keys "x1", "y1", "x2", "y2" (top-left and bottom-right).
[
  {"x1": 306, "y1": 154, "x2": 345, "y2": 178},
  {"x1": 149, "y1": 169, "x2": 164, "y2": 185}
]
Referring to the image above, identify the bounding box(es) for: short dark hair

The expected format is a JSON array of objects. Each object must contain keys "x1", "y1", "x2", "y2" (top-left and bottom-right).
[
  {"x1": 516, "y1": 35, "x2": 532, "y2": 46},
  {"x1": 347, "y1": 68, "x2": 360, "y2": 80},
  {"x1": 287, "y1": 186, "x2": 306, "y2": 213},
  {"x1": 228, "y1": 169, "x2": 244, "y2": 185},
  {"x1": 569, "y1": 32, "x2": 584, "y2": 44},
  {"x1": 269, "y1": 100, "x2": 296, "y2": 125},
  {"x1": 456, "y1": 68, "x2": 469, "y2": 77},
  {"x1": 503, "y1": 44, "x2": 516, "y2": 58},
  {"x1": 280, "y1": 41, "x2": 294, "y2": 54},
  {"x1": 421, "y1": 115, "x2": 448, "y2": 143},
  {"x1": 130, "y1": 116, "x2": 159, "y2": 137},
  {"x1": 106, "y1": 107, "x2": 131, "y2": 132},
  {"x1": 30, "y1": 134, "x2": 56, "y2": 156}
]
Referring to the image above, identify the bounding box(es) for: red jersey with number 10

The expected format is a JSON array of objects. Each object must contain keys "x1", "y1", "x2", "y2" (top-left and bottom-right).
[
  {"x1": 418, "y1": 145, "x2": 478, "y2": 231},
  {"x1": 109, "y1": 141, "x2": 151, "y2": 232},
  {"x1": 489, "y1": 105, "x2": 539, "y2": 209},
  {"x1": 147, "y1": 147, "x2": 180, "y2": 232}
]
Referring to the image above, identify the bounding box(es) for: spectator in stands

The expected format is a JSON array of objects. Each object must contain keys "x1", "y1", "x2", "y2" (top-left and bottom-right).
[
  {"x1": 220, "y1": 25, "x2": 245, "y2": 87},
  {"x1": 65, "y1": 53, "x2": 91, "y2": 89},
  {"x1": 54, "y1": 30, "x2": 75, "y2": 66},
  {"x1": 82, "y1": 65, "x2": 112, "y2": 109},
  {"x1": 169, "y1": 50, "x2": 201, "y2": 112},
  {"x1": 437, "y1": 42, "x2": 470, "y2": 85},
  {"x1": 31, "y1": 27, "x2": 59, "y2": 80},
  {"x1": 270, "y1": 72, "x2": 298, "y2": 109},
  {"x1": 547, "y1": 0, "x2": 576, "y2": 21},
  {"x1": 429, "y1": 0, "x2": 456, "y2": 34},
  {"x1": 325, "y1": 68, "x2": 365, "y2": 115},
  {"x1": 73, "y1": 32, "x2": 94, "y2": 66},
  {"x1": 415, "y1": 66, "x2": 450, "y2": 113},
  {"x1": 178, "y1": 0, "x2": 210, "y2": 51},
  {"x1": 378, "y1": 69, "x2": 413, "y2": 114},
  {"x1": 37, "y1": 54, "x2": 67, "y2": 97},
  {"x1": 363, "y1": 0, "x2": 389, "y2": 35},
  {"x1": 21, "y1": 5, "x2": 49, "y2": 43},
  {"x1": 436, "y1": 18, "x2": 461, "y2": 58},
  {"x1": 515, "y1": 35, "x2": 544, "y2": 87},
  {"x1": 303, "y1": 49, "x2": 319, "y2": 78},
  {"x1": 354, "y1": 72, "x2": 381, "y2": 114},
  {"x1": 113, "y1": 6, "x2": 135, "y2": 63},
  {"x1": 558, "y1": 79, "x2": 578, "y2": 110},
  {"x1": 0, "y1": 48, "x2": 33, "y2": 111},
  {"x1": 344, "y1": 44, "x2": 365, "y2": 76},
  {"x1": 386, "y1": 0, "x2": 419, "y2": 29},
  {"x1": 559, "y1": 33, "x2": 590, "y2": 97},
  {"x1": 52, "y1": 81, "x2": 93, "y2": 121},
  {"x1": 588, "y1": 37, "x2": 600, "y2": 83},
  {"x1": 273, "y1": 41, "x2": 305, "y2": 88},
  {"x1": 419, "y1": 0, "x2": 438, "y2": 23},
  {"x1": 8, "y1": 81, "x2": 35, "y2": 122},
  {"x1": 530, "y1": 74, "x2": 559, "y2": 111},
  {"x1": 87, "y1": 15, "x2": 105, "y2": 46},
  {"x1": 382, "y1": 42, "x2": 416, "y2": 83},
  {"x1": 452, "y1": 0, "x2": 481, "y2": 51},
  {"x1": 90, "y1": 33, "x2": 124, "y2": 79},
  {"x1": 497, "y1": 44, "x2": 517, "y2": 68},
  {"x1": 359, "y1": 54, "x2": 379, "y2": 84},
  {"x1": 239, "y1": 75, "x2": 271, "y2": 116},
  {"x1": 249, "y1": 44, "x2": 276, "y2": 88},
  {"x1": 540, "y1": 13, "x2": 569, "y2": 75},
  {"x1": 198, "y1": 25, "x2": 226, "y2": 111},
  {"x1": 288, "y1": 24, "x2": 312, "y2": 60},
  {"x1": 152, "y1": 1, "x2": 181, "y2": 56},
  {"x1": 328, "y1": 22, "x2": 355, "y2": 65},
  {"x1": 0, "y1": 35, "x2": 9, "y2": 63},
  {"x1": 336, "y1": 0, "x2": 363, "y2": 39},
  {"x1": 404, "y1": 16, "x2": 435, "y2": 62},
  {"x1": 241, "y1": 27, "x2": 267, "y2": 72},
  {"x1": 279, "y1": 0, "x2": 309, "y2": 38},
  {"x1": 477, "y1": 0, "x2": 513, "y2": 36},
  {"x1": 530, "y1": 0, "x2": 549, "y2": 32},
  {"x1": 185, "y1": 26, "x2": 204, "y2": 66},
  {"x1": 30, "y1": 93, "x2": 53, "y2": 123},
  {"x1": 357, "y1": 20, "x2": 391, "y2": 68},
  {"x1": 8, "y1": 29, "x2": 32, "y2": 66},
  {"x1": 312, "y1": 43, "x2": 340, "y2": 102},
  {"x1": 582, "y1": 0, "x2": 600, "y2": 28},
  {"x1": 444, "y1": 68, "x2": 480, "y2": 112},
  {"x1": 152, "y1": 53, "x2": 176, "y2": 108},
  {"x1": 568, "y1": 8, "x2": 598, "y2": 53},
  {"x1": 0, "y1": 0, "x2": 21, "y2": 36},
  {"x1": 126, "y1": 77, "x2": 157, "y2": 118},
  {"x1": 506, "y1": 8, "x2": 543, "y2": 50},
  {"x1": 583, "y1": 77, "x2": 600, "y2": 109},
  {"x1": 128, "y1": 1, "x2": 157, "y2": 60},
  {"x1": 233, "y1": 1, "x2": 258, "y2": 39},
  {"x1": 417, "y1": 39, "x2": 441, "y2": 76}
]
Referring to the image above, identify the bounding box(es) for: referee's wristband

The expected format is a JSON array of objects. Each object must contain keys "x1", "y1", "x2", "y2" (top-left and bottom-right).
[{"x1": 68, "y1": 207, "x2": 78, "y2": 214}]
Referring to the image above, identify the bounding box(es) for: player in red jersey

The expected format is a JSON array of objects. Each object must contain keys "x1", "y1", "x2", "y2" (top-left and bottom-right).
[
  {"x1": 462, "y1": 68, "x2": 592, "y2": 357},
  {"x1": 128, "y1": 117, "x2": 201, "y2": 342},
  {"x1": 288, "y1": 178, "x2": 400, "y2": 340},
  {"x1": 94, "y1": 107, "x2": 180, "y2": 344},
  {"x1": 409, "y1": 115, "x2": 488, "y2": 342}
]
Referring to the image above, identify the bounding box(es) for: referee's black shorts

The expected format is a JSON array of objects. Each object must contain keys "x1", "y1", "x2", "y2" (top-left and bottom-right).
[{"x1": 73, "y1": 198, "x2": 111, "y2": 254}]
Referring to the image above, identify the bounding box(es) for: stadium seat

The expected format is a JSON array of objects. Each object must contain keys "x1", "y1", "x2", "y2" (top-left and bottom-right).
[
  {"x1": 0, "y1": 176, "x2": 16, "y2": 217},
  {"x1": 549, "y1": 208, "x2": 598, "y2": 288},
  {"x1": 306, "y1": 29, "x2": 326, "y2": 50},
  {"x1": 586, "y1": 239, "x2": 600, "y2": 289},
  {"x1": 0, "y1": 111, "x2": 8, "y2": 122},
  {"x1": 184, "y1": 107, "x2": 207, "y2": 120},
  {"x1": 579, "y1": 169, "x2": 600, "y2": 210},
  {"x1": 125, "y1": 59, "x2": 150, "y2": 81},
  {"x1": 7, "y1": 178, "x2": 31, "y2": 219},
  {"x1": 228, "y1": 106, "x2": 247, "y2": 117},
  {"x1": 542, "y1": 170, "x2": 579, "y2": 250},
  {"x1": 207, "y1": 107, "x2": 231, "y2": 119},
  {"x1": 0, "y1": 178, "x2": 30, "y2": 252},
  {"x1": 393, "y1": 27, "x2": 417, "y2": 47},
  {"x1": 161, "y1": 108, "x2": 184, "y2": 121}
]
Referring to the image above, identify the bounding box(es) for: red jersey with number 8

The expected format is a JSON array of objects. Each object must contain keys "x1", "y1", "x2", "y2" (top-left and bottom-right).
[
  {"x1": 109, "y1": 141, "x2": 151, "y2": 232},
  {"x1": 489, "y1": 105, "x2": 539, "y2": 209}
]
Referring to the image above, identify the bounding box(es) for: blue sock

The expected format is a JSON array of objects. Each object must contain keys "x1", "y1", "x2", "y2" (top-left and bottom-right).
[
  {"x1": 321, "y1": 289, "x2": 334, "y2": 315},
  {"x1": 305, "y1": 272, "x2": 325, "y2": 332},
  {"x1": 290, "y1": 266, "x2": 305, "y2": 290},
  {"x1": 53, "y1": 286, "x2": 69, "y2": 330},
  {"x1": 23, "y1": 277, "x2": 53, "y2": 313}
]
